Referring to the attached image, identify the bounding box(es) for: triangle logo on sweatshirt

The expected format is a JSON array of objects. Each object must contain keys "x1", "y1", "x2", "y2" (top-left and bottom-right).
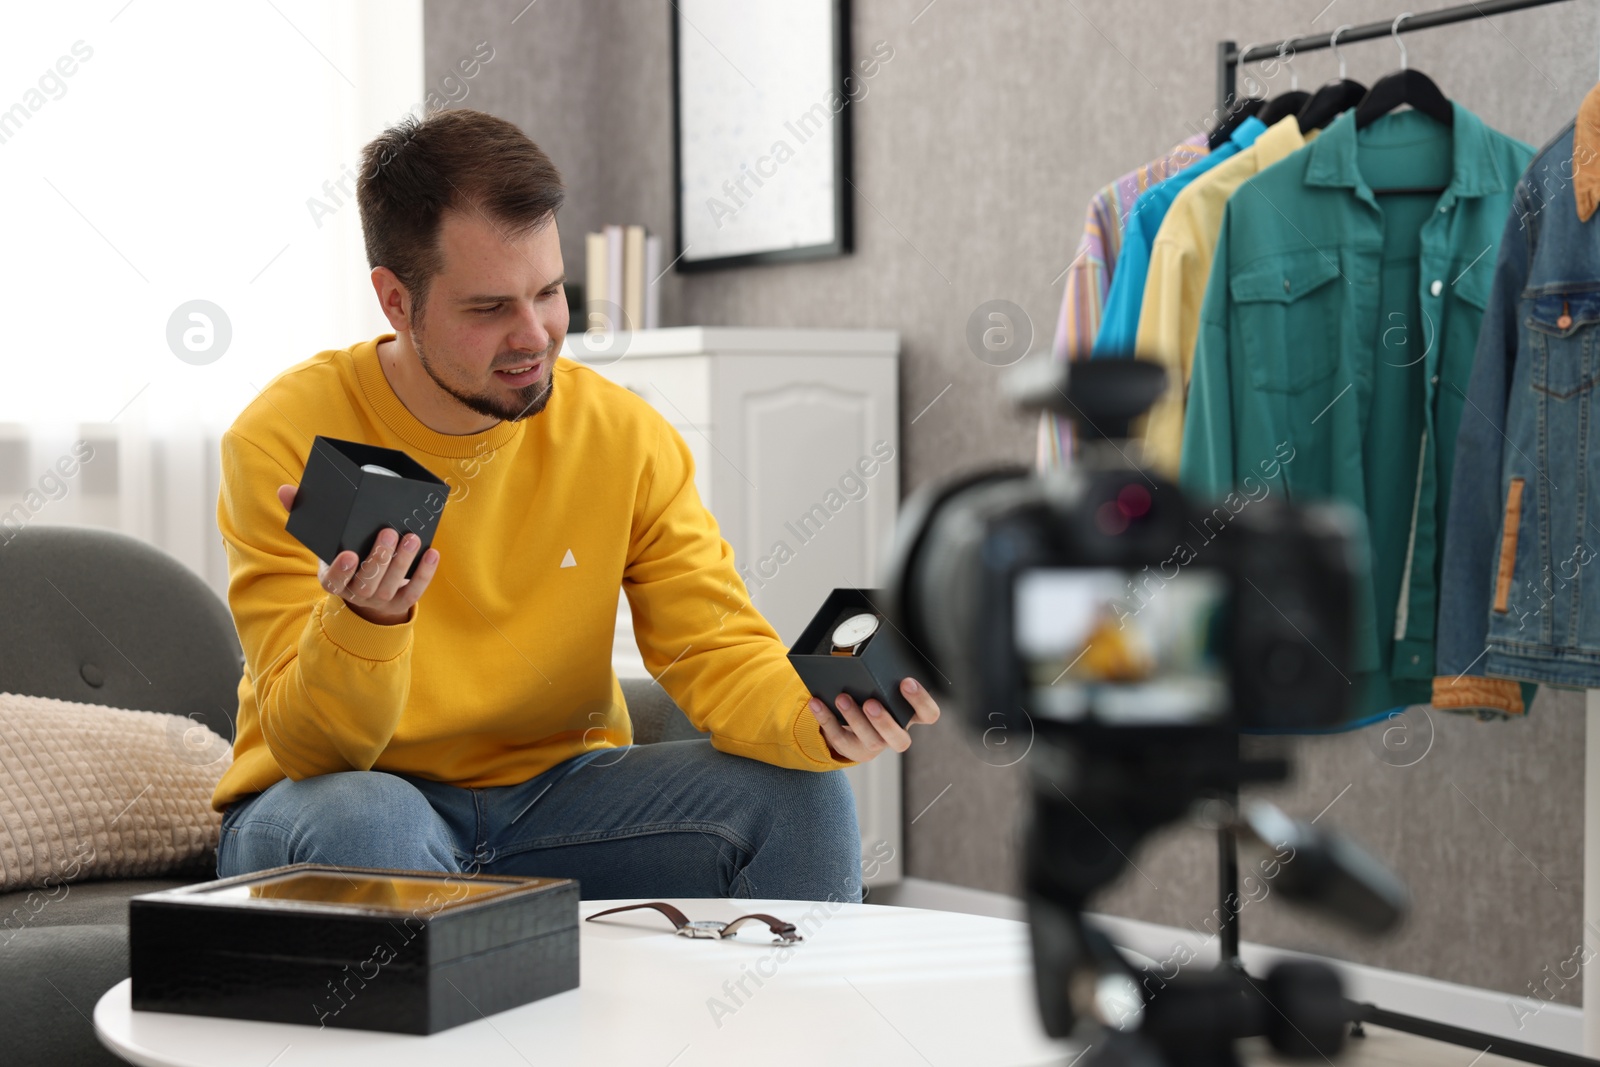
[{"x1": 560, "y1": 548, "x2": 577, "y2": 569}]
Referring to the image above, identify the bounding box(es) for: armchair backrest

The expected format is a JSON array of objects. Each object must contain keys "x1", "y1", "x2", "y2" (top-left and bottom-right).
[{"x1": 0, "y1": 524, "x2": 241, "y2": 745}]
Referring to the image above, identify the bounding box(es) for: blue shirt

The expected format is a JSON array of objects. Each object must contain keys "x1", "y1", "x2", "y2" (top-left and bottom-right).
[{"x1": 1091, "y1": 116, "x2": 1268, "y2": 359}]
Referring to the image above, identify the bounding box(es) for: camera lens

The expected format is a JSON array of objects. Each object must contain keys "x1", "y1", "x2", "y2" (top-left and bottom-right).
[{"x1": 1093, "y1": 482, "x2": 1154, "y2": 537}]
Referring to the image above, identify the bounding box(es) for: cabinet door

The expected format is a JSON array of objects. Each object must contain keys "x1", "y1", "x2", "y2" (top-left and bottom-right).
[{"x1": 709, "y1": 355, "x2": 899, "y2": 644}]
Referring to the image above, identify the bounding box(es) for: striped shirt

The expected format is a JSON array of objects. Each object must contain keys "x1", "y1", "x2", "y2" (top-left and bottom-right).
[{"x1": 1036, "y1": 133, "x2": 1209, "y2": 470}]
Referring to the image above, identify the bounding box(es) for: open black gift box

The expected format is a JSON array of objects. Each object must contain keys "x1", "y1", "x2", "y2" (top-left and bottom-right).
[
  {"x1": 285, "y1": 435, "x2": 448, "y2": 581},
  {"x1": 129, "y1": 864, "x2": 579, "y2": 1034},
  {"x1": 787, "y1": 587, "x2": 919, "y2": 729}
]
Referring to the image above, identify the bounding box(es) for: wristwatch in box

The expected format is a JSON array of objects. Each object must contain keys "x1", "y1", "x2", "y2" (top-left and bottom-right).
[
  {"x1": 830, "y1": 612, "x2": 880, "y2": 656},
  {"x1": 788, "y1": 588, "x2": 918, "y2": 729}
]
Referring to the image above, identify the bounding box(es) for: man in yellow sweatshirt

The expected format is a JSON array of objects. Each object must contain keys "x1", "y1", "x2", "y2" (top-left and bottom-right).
[{"x1": 211, "y1": 109, "x2": 941, "y2": 903}]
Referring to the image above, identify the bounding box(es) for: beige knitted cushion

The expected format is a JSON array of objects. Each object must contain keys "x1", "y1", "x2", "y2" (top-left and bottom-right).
[{"x1": 0, "y1": 691, "x2": 232, "y2": 892}]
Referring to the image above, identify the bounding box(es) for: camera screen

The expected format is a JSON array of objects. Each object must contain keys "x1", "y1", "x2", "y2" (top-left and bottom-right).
[{"x1": 1014, "y1": 568, "x2": 1229, "y2": 725}]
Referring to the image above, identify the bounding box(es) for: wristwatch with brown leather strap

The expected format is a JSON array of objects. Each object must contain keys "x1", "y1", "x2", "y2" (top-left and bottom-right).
[
  {"x1": 585, "y1": 901, "x2": 804, "y2": 943},
  {"x1": 829, "y1": 611, "x2": 880, "y2": 656}
]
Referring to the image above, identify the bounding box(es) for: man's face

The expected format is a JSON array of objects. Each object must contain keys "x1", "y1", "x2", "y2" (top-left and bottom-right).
[{"x1": 409, "y1": 208, "x2": 568, "y2": 424}]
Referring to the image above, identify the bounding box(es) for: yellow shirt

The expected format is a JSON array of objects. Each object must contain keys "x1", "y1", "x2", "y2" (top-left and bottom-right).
[
  {"x1": 211, "y1": 333, "x2": 853, "y2": 811},
  {"x1": 1134, "y1": 117, "x2": 1315, "y2": 475}
]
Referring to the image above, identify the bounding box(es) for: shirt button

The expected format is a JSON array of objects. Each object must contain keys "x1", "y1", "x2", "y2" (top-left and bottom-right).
[
  {"x1": 1411, "y1": 654, "x2": 1421, "y2": 665},
  {"x1": 1283, "y1": 278, "x2": 1292, "y2": 293},
  {"x1": 1431, "y1": 375, "x2": 1440, "y2": 385},
  {"x1": 1430, "y1": 280, "x2": 1443, "y2": 296}
]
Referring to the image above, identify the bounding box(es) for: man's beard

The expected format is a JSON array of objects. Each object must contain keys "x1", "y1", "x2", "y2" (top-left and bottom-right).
[{"x1": 413, "y1": 323, "x2": 556, "y2": 424}]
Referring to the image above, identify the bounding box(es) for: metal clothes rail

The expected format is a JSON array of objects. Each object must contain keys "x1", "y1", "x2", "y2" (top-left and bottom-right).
[{"x1": 1215, "y1": 0, "x2": 1572, "y2": 115}]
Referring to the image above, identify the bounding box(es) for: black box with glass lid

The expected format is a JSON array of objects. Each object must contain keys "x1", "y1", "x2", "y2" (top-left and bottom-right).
[
  {"x1": 129, "y1": 863, "x2": 578, "y2": 1034},
  {"x1": 787, "y1": 587, "x2": 919, "y2": 729}
]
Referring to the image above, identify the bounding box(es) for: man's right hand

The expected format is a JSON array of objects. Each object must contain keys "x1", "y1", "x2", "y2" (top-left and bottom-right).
[{"x1": 278, "y1": 483, "x2": 440, "y2": 626}]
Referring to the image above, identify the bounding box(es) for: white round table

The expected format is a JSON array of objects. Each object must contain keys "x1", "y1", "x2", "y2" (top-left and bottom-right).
[{"x1": 96, "y1": 897, "x2": 1082, "y2": 1067}]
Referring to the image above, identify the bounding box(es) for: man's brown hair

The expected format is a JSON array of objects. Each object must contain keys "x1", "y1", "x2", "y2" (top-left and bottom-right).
[{"x1": 357, "y1": 108, "x2": 565, "y2": 326}]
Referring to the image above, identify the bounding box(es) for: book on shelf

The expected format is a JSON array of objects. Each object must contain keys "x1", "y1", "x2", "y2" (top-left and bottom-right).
[
  {"x1": 622, "y1": 224, "x2": 645, "y2": 331},
  {"x1": 586, "y1": 224, "x2": 662, "y2": 332},
  {"x1": 604, "y1": 224, "x2": 623, "y2": 331},
  {"x1": 584, "y1": 231, "x2": 607, "y2": 332},
  {"x1": 643, "y1": 234, "x2": 660, "y2": 330}
]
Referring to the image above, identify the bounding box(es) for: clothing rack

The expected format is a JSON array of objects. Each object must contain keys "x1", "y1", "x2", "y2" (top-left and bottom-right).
[{"x1": 1204, "y1": 3, "x2": 1589, "y2": 1065}]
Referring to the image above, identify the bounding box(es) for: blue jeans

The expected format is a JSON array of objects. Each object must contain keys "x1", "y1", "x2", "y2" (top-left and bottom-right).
[{"x1": 216, "y1": 739, "x2": 863, "y2": 902}]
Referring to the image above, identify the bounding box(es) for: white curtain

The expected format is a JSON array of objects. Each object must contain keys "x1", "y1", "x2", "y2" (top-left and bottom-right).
[{"x1": 0, "y1": 1, "x2": 424, "y2": 599}]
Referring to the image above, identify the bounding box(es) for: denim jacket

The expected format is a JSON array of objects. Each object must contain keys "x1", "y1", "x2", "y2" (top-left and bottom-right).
[{"x1": 1438, "y1": 120, "x2": 1600, "y2": 698}]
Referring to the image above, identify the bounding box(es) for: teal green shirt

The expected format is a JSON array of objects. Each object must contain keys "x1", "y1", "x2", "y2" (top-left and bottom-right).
[{"x1": 1179, "y1": 103, "x2": 1533, "y2": 718}]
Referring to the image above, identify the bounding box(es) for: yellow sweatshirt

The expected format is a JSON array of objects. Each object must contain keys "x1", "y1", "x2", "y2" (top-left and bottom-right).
[{"x1": 211, "y1": 332, "x2": 854, "y2": 812}]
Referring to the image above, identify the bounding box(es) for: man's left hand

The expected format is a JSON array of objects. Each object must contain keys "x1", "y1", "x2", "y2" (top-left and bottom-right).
[{"x1": 808, "y1": 678, "x2": 940, "y2": 763}]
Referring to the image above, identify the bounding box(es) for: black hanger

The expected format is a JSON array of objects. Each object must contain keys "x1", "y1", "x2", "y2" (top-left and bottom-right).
[
  {"x1": 1259, "y1": 90, "x2": 1312, "y2": 128},
  {"x1": 1354, "y1": 69, "x2": 1453, "y2": 129},
  {"x1": 1297, "y1": 25, "x2": 1366, "y2": 132},
  {"x1": 1353, "y1": 15, "x2": 1453, "y2": 131},
  {"x1": 1226, "y1": 41, "x2": 1304, "y2": 139},
  {"x1": 1350, "y1": 18, "x2": 1452, "y2": 194},
  {"x1": 1298, "y1": 79, "x2": 1367, "y2": 131},
  {"x1": 1208, "y1": 96, "x2": 1264, "y2": 151}
]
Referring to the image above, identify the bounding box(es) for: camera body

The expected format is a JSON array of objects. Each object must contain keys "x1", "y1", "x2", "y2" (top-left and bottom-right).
[{"x1": 886, "y1": 454, "x2": 1361, "y2": 746}]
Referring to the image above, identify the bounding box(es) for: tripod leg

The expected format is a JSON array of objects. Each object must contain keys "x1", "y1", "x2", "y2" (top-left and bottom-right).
[{"x1": 1218, "y1": 807, "x2": 1243, "y2": 970}]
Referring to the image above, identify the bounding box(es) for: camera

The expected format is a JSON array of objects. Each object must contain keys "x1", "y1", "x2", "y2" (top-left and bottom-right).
[
  {"x1": 886, "y1": 357, "x2": 1360, "y2": 741},
  {"x1": 883, "y1": 357, "x2": 1406, "y2": 1065}
]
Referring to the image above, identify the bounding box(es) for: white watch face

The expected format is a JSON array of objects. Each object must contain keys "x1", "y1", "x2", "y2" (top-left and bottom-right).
[{"x1": 832, "y1": 612, "x2": 879, "y2": 649}]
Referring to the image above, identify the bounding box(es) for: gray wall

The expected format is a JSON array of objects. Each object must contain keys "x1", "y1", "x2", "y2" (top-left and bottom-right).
[{"x1": 427, "y1": 0, "x2": 1600, "y2": 1003}]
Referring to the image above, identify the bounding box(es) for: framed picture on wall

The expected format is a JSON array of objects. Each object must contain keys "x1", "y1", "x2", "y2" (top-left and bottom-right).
[{"x1": 670, "y1": 0, "x2": 853, "y2": 272}]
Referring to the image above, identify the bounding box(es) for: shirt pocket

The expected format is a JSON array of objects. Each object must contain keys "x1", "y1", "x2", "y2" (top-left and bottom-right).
[
  {"x1": 1527, "y1": 287, "x2": 1600, "y2": 399},
  {"x1": 1229, "y1": 249, "x2": 1344, "y2": 394}
]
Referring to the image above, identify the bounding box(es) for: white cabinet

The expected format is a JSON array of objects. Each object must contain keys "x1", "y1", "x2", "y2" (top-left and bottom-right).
[{"x1": 564, "y1": 327, "x2": 903, "y2": 888}]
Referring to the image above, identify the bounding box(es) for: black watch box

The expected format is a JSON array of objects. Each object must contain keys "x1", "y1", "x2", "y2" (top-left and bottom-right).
[
  {"x1": 129, "y1": 863, "x2": 579, "y2": 1034},
  {"x1": 285, "y1": 435, "x2": 448, "y2": 581},
  {"x1": 787, "y1": 587, "x2": 919, "y2": 729}
]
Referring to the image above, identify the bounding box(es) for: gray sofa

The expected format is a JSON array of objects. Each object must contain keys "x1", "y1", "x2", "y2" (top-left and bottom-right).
[{"x1": 0, "y1": 524, "x2": 704, "y2": 1066}]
